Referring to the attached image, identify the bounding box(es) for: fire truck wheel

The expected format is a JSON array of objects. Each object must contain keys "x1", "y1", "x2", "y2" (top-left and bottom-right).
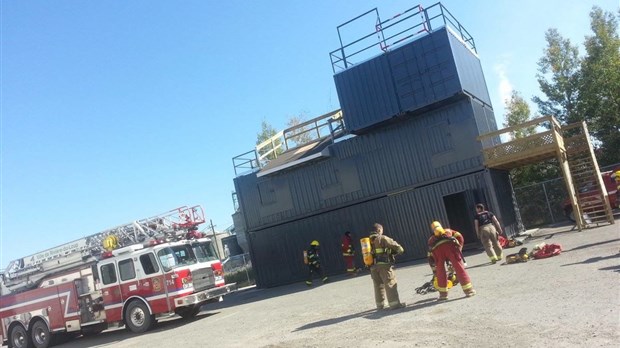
[
  {"x1": 125, "y1": 300, "x2": 154, "y2": 333},
  {"x1": 30, "y1": 320, "x2": 51, "y2": 348},
  {"x1": 9, "y1": 324, "x2": 30, "y2": 348},
  {"x1": 176, "y1": 305, "x2": 201, "y2": 319}
]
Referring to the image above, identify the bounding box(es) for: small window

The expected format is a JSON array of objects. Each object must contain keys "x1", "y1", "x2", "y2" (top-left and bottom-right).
[
  {"x1": 100, "y1": 264, "x2": 117, "y2": 285},
  {"x1": 140, "y1": 253, "x2": 160, "y2": 275},
  {"x1": 118, "y1": 259, "x2": 136, "y2": 281}
]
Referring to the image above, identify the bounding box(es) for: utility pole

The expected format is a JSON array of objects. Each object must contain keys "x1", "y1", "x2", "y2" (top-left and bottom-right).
[{"x1": 209, "y1": 219, "x2": 222, "y2": 259}]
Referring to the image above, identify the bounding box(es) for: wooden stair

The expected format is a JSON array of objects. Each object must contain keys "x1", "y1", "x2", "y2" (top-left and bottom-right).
[
  {"x1": 562, "y1": 122, "x2": 615, "y2": 226},
  {"x1": 478, "y1": 116, "x2": 615, "y2": 230}
]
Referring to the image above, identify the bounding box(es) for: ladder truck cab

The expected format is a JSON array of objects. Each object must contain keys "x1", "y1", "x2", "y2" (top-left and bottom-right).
[{"x1": 0, "y1": 206, "x2": 236, "y2": 348}]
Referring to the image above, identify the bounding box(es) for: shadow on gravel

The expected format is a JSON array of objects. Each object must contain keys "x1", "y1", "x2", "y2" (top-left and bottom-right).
[
  {"x1": 293, "y1": 309, "x2": 377, "y2": 331},
  {"x1": 563, "y1": 238, "x2": 620, "y2": 253},
  {"x1": 464, "y1": 262, "x2": 495, "y2": 270},
  {"x1": 599, "y1": 265, "x2": 620, "y2": 272},
  {"x1": 560, "y1": 253, "x2": 620, "y2": 267},
  {"x1": 57, "y1": 312, "x2": 217, "y2": 347},
  {"x1": 528, "y1": 229, "x2": 575, "y2": 241},
  {"x1": 293, "y1": 297, "x2": 468, "y2": 331}
]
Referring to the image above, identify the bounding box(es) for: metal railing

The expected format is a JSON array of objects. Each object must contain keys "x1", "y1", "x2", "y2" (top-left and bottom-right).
[
  {"x1": 232, "y1": 110, "x2": 345, "y2": 176},
  {"x1": 329, "y1": 2, "x2": 477, "y2": 73}
]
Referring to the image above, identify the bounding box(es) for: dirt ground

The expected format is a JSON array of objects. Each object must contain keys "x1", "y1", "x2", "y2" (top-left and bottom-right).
[{"x1": 55, "y1": 221, "x2": 619, "y2": 348}]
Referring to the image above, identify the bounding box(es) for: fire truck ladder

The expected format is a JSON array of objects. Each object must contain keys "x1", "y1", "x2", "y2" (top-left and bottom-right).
[{"x1": 2, "y1": 205, "x2": 206, "y2": 293}]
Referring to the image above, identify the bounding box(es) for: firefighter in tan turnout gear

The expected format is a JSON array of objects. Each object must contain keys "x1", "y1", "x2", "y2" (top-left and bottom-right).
[{"x1": 368, "y1": 223, "x2": 406, "y2": 310}]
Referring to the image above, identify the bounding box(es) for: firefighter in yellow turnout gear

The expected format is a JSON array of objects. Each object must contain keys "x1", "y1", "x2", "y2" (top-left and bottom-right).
[{"x1": 368, "y1": 223, "x2": 406, "y2": 310}]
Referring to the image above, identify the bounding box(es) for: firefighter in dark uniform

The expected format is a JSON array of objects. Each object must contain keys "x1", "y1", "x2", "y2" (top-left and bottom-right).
[
  {"x1": 474, "y1": 203, "x2": 504, "y2": 263},
  {"x1": 369, "y1": 223, "x2": 406, "y2": 310},
  {"x1": 306, "y1": 240, "x2": 328, "y2": 286}
]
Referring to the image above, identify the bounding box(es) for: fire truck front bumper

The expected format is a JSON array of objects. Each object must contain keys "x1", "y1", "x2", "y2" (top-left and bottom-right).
[{"x1": 175, "y1": 283, "x2": 237, "y2": 308}]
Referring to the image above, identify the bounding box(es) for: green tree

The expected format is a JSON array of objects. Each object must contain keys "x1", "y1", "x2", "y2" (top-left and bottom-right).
[
  {"x1": 285, "y1": 114, "x2": 316, "y2": 147},
  {"x1": 503, "y1": 91, "x2": 537, "y2": 139},
  {"x1": 256, "y1": 120, "x2": 282, "y2": 161},
  {"x1": 533, "y1": 29, "x2": 581, "y2": 124},
  {"x1": 578, "y1": 7, "x2": 620, "y2": 165},
  {"x1": 504, "y1": 91, "x2": 559, "y2": 187}
]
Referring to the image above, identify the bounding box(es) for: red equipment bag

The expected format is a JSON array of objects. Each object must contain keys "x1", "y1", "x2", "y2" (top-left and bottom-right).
[
  {"x1": 533, "y1": 243, "x2": 562, "y2": 259},
  {"x1": 498, "y1": 235, "x2": 508, "y2": 248}
]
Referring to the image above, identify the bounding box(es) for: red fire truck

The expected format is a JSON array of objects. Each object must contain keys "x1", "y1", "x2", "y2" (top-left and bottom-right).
[{"x1": 0, "y1": 206, "x2": 236, "y2": 348}]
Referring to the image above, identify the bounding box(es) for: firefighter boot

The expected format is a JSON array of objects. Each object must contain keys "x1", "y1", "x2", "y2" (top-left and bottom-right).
[
  {"x1": 305, "y1": 280, "x2": 312, "y2": 287},
  {"x1": 322, "y1": 277, "x2": 329, "y2": 283},
  {"x1": 389, "y1": 302, "x2": 406, "y2": 310},
  {"x1": 437, "y1": 291, "x2": 448, "y2": 301},
  {"x1": 464, "y1": 288, "x2": 477, "y2": 297}
]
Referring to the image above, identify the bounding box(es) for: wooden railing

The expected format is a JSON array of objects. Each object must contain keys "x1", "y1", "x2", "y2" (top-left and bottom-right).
[{"x1": 477, "y1": 116, "x2": 564, "y2": 170}]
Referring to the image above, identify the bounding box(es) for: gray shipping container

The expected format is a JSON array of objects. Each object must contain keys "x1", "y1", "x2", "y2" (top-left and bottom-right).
[
  {"x1": 334, "y1": 27, "x2": 491, "y2": 134},
  {"x1": 246, "y1": 170, "x2": 517, "y2": 288},
  {"x1": 234, "y1": 96, "x2": 496, "y2": 231}
]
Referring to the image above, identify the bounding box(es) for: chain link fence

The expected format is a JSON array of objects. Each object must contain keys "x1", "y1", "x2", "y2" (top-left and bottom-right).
[
  {"x1": 514, "y1": 163, "x2": 619, "y2": 229},
  {"x1": 223, "y1": 253, "x2": 255, "y2": 288},
  {"x1": 514, "y1": 178, "x2": 569, "y2": 228}
]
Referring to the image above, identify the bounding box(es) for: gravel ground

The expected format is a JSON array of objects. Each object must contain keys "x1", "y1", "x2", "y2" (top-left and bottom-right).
[{"x1": 54, "y1": 221, "x2": 619, "y2": 348}]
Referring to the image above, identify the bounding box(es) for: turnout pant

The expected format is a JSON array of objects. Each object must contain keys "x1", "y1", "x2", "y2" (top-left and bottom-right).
[
  {"x1": 432, "y1": 242, "x2": 473, "y2": 296},
  {"x1": 479, "y1": 224, "x2": 503, "y2": 260},
  {"x1": 343, "y1": 255, "x2": 356, "y2": 273},
  {"x1": 307, "y1": 264, "x2": 325, "y2": 284},
  {"x1": 370, "y1": 264, "x2": 401, "y2": 308}
]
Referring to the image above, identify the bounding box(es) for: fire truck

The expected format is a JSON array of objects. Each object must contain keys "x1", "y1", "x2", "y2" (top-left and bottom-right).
[{"x1": 0, "y1": 205, "x2": 236, "y2": 348}]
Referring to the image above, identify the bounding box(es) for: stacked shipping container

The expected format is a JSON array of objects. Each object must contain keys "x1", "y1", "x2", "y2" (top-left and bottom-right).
[{"x1": 233, "y1": 13, "x2": 519, "y2": 287}]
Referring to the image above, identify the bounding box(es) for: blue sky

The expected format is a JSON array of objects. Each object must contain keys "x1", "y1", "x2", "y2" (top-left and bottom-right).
[{"x1": 1, "y1": 0, "x2": 617, "y2": 268}]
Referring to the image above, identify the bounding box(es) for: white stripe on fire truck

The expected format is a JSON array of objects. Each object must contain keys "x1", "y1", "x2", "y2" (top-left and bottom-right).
[
  {"x1": 102, "y1": 288, "x2": 194, "y2": 310},
  {"x1": 0, "y1": 291, "x2": 78, "y2": 318}
]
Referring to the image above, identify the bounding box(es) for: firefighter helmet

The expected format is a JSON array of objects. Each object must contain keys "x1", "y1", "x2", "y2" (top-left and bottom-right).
[
  {"x1": 431, "y1": 221, "x2": 445, "y2": 237},
  {"x1": 310, "y1": 240, "x2": 320, "y2": 247}
]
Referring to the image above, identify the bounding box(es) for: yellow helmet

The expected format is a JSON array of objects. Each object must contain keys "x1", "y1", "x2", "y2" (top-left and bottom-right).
[
  {"x1": 431, "y1": 221, "x2": 445, "y2": 237},
  {"x1": 310, "y1": 240, "x2": 320, "y2": 247}
]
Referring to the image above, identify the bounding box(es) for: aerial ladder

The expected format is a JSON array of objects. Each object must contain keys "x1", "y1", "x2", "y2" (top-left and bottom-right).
[{"x1": 1, "y1": 205, "x2": 206, "y2": 294}]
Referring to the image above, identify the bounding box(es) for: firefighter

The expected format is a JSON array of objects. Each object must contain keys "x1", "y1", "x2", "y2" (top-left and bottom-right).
[
  {"x1": 474, "y1": 203, "x2": 504, "y2": 263},
  {"x1": 341, "y1": 231, "x2": 358, "y2": 275},
  {"x1": 428, "y1": 225, "x2": 464, "y2": 288},
  {"x1": 369, "y1": 223, "x2": 406, "y2": 310},
  {"x1": 306, "y1": 240, "x2": 328, "y2": 286},
  {"x1": 428, "y1": 221, "x2": 476, "y2": 301}
]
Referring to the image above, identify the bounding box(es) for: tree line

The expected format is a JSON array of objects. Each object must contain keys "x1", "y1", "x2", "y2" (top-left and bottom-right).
[{"x1": 505, "y1": 6, "x2": 619, "y2": 186}]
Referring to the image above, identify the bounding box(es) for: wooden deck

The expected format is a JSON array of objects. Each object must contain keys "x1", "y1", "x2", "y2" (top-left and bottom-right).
[{"x1": 477, "y1": 116, "x2": 564, "y2": 170}]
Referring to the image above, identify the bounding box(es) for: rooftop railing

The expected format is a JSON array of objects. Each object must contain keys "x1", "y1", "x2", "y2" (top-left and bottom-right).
[
  {"x1": 329, "y1": 2, "x2": 477, "y2": 73},
  {"x1": 232, "y1": 110, "x2": 345, "y2": 176}
]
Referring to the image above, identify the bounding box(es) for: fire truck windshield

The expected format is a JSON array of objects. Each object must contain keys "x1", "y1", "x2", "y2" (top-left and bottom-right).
[
  {"x1": 191, "y1": 241, "x2": 219, "y2": 262},
  {"x1": 157, "y1": 244, "x2": 197, "y2": 272}
]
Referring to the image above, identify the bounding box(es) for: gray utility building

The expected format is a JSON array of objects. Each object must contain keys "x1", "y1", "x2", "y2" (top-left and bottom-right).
[{"x1": 232, "y1": 3, "x2": 520, "y2": 288}]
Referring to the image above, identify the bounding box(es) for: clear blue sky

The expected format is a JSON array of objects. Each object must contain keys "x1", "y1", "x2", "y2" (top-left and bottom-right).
[{"x1": 1, "y1": 0, "x2": 617, "y2": 268}]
